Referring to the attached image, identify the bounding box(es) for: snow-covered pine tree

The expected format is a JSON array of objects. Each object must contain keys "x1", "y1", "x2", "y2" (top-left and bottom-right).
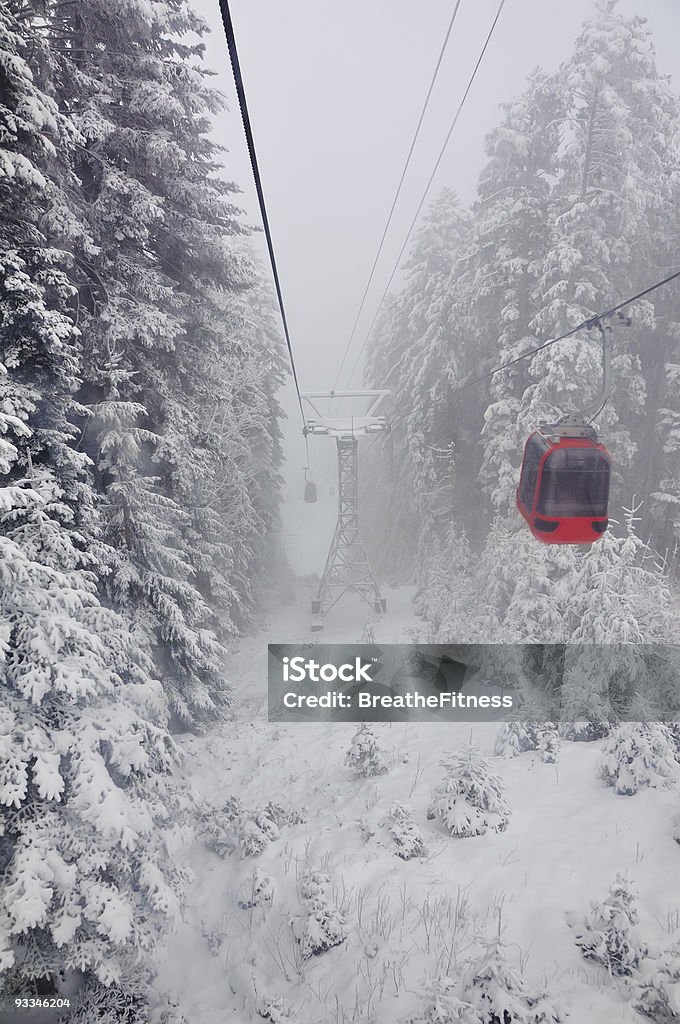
[
  {"x1": 538, "y1": 725, "x2": 560, "y2": 764},
  {"x1": 429, "y1": 747, "x2": 510, "y2": 838},
  {"x1": 361, "y1": 292, "x2": 423, "y2": 583},
  {"x1": 257, "y1": 995, "x2": 291, "y2": 1023},
  {"x1": 573, "y1": 874, "x2": 647, "y2": 977},
  {"x1": 642, "y1": 197, "x2": 680, "y2": 566},
  {"x1": 445, "y1": 516, "x2": 575, "y2": 647},
  {"x1": 494, "y1": 722, "x2": 539, "y2": 758},
  {"x1": 404, "y1": 974, "x2": 474, "y2": 1024},
  {"x1": 560, "y1": 501, "x2": 675, "y2": 738},
  {"x1": 387, "y1": 802, "x2": 426, "y2": 860},
  {"x1": 482, "y1": 0, "x2": 680, "y2": 633},
  {"x1": 500, "y1": 538, "x2": 573, "y2": 644},
  {"x1": 344, "y1": 724, "x2": 388, "y2": 778},
  {"x1": 296, "y1": 871, "x2": 347, "y2": 959},
  {"x1": 448, "y1": 517, "x2": 527, "y2": 643},
  {"x1": 520, "y1": 2, "x2": 678, "y2": 492},
  {"x1": 0, "y1": 20, "x2": 185, "y2": 1002},
  {"x1": 635, "y1": 938, "x2": 680, "y2": 1023},
  {"x1": 472, "y1": 69, "x2": 565, "y2": 516},
  {"x1": 18, "y1": 0, "x2": 284, "y2": 727},
  {"x1": 414, "y1": 518, "x2": 473, "y2": 640},
  {"x1": 598, "y1": 722, "x2": 679, "y2": 795},
  {"x1": 363, "y1": 189, "x2": 472, "y2": 577},
  {"x1": 459, "y1": 938, "x2": 562, "y2": 1024}
]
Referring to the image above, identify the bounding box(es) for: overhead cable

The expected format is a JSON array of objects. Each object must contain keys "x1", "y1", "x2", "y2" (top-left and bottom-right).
[
  {"x1": 391, "y1": 267, "x2": 680, "y2": 424},
  {"x1": 217, "y1": 0, "x2": 311, "y2": 461},
  {"x1": 331, "y1": 0, "x2": 465, "y2": 394},
  {"x1": 343, "y1": 0, "x2": 509, "y2": 392}
]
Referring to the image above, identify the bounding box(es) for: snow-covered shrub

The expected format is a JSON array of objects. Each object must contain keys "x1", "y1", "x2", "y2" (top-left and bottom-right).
[
  {"x1": 200, "y1": 916, "x2": 226, "y2": 957},
  {"x1": 458, "y1": 939, "x2": 562, "y2": 1023},
  {"x1": 345, "y1": 725, "x2": 388, "y2": 778},
  {"x1": 197, "y1": 796, "x2": 302, "y2": 859},
  {"x1": 402, "y1": 974, "x2": 471, "y2": 1024},
  {"x1": 296, "y1": 871, "x2": 347, "y2": 958},
  {"x1": 258, "y1": 995, "x2": 291, "y2": 1022},
  {"x1": 0, "y1": 488, "x2": 186, "y2": 993},
  {"x1": 429, "y1": 749, "x2": 510, "y2": 837},
  {"x1": 573, "y1": 874, "x2": 647, "y2": 976},
  {"x1": 237, "y1": 867, "x2": 274, "y2": 910},
  {"x1": 669, "y1": 722, "x2": 680, "y2": 747},
  {"x1": 635, "y1": 938, "x2": 680, "y2": 1022},
  {"x1": 538, "y1": 724, "x2": 560, "y2": 764},
  {"x1": 404, "y1": 942, "x2": 562, "y2": 1024},
  {"x1": 195, "y1": 797, "x2": 241, "y2": 857},
  {"x1": 598, "y1": 723, "x2": 679, "y2": 795},
  {"x1": 240, "y1": 811, "x2": 280, "y2": 858},
  {"x1": 159, "y1": 999, "x2": 190, "y2": 1024},
  {"x1": 560, "y1": 719, "x2": 610, "y2": 743},
  {"x1": 388, "y1": 802, "x2": 427, "y2": 860},
  {"x1": 494, "y1": 721, "x2": 540, "y2": 757},
  {"x1": 157, "y1": 995, "x2": 189, "y2": 1024},
  {"x1": 262, "y1": 800, "x2": 307, "y2": 828}
]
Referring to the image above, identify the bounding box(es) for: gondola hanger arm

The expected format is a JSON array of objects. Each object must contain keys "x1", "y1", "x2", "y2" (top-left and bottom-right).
[{"x1": 543, "y1": 311, "x2": 629, "y2": 436}]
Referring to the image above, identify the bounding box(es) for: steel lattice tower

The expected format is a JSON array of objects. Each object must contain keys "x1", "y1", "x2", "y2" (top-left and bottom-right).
[
  {"x1": 311, "y1": 436, "x2": 386, "y2": 628},
  {"x1": 301, "y1": 391, "x2": 389, "y2": 632}
]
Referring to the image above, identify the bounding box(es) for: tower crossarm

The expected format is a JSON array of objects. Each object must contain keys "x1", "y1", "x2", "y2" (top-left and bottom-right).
[{"x1": 302, "y1": 390, "x2": 390, "y2": 438}]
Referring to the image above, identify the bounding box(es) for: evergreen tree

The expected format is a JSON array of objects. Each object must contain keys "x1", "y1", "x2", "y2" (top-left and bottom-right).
[
  {"x1": 0, "y1": 16, "x2": 184, "y2": 997},
  {"x1": 472, "y1": 69, "x2": 565, "y2": 514},
  {"x1": 635, "y1": 938, "x2": 680, "y2": 1023},
  {"x1": 560, "y1": 502, "x2": 675, "y2": 736},
  {"x1": 17, "y1": 0, "x2": 284, "y2": 727},
  {"x1": 429, "y1": 747, "x2": 510, "y2": 838},
  {"x1": 574, "y1": 874, "x2": 647, "y2": 976},
  {"x1": 459, "y1": 938, "x2": 562, "y2": 1024},
  {"x1": 363, "y1": 189, "x2": 471, "y2": 576},
  {"x1": 344, "y1": 724, "x2": 388, "y2": 778},
  {"x1": 538, "y1": 725, "x2": 559, "y2": 764},
  {"x1": 598, "y1": 723, "x2": 679, "y2": 795},
  {"x1": 296, "y1": 871, "x2": 347, "y2": 959},
  {"x1": 387, "y1": 802, "x2": 426, "y2": 860},
  {"x1": 521, "y1": 1, "x2": 677, "y2": 479},
  {"x1": 494, "y1": 722, "x2": 540, "y2": 759}
]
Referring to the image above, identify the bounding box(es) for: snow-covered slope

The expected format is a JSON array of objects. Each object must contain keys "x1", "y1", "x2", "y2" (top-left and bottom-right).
[{"x1": 152, "y1": 502, "x2": 680, "y2": 1023}]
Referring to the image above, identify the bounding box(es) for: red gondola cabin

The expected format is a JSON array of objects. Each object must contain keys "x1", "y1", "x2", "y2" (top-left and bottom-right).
[{"x1": 516, "y1": 430, "x2": 611, "y2": 544}]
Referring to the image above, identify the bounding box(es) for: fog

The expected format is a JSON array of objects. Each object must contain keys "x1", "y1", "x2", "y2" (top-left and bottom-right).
[{"x1": 193, "y1": 0, "x2": 680, "y2": 491}]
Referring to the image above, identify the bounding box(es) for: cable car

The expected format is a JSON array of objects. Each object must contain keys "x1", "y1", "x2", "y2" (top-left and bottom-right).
[
  {"x1": 516, "y1": 430, "x2": 610, "y2": 544},
  {"x1": 303, "y1": 467, "x2": 317, "y2": 503},
  {"x1": 516, "y1": 312, "x2": 626, "y2": 545},
  {"x1": 304, "y1": 480, "x2": 317, "y2": 503}
]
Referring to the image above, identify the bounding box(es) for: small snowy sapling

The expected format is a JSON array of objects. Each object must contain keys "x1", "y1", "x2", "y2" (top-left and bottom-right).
[
  {"x1": 429, "y1": 747, "x2": 510, "y2": 837},
  {"x1": 635, "y1": 938, "x2": 680, "y2": 1022},
  {"x1": 458, "y1": 938, "x2": 562, "y2": 1024},
  {"x1": 494, "y1": 721, "x2": 540, "y2": 758},
  {"x1": 598, "y1": 722, "x2": 679, "y2": 795},
  {"x1": 538, "y1": 724, "x2": 560, "y2": 764},
  {"x1": 295, "y1": 870, "x2": 347, "y2": 959},
  {"x1": 345, "y1": 724, "x2": 388, "y2": 778},
  {"x1": 573, "y1": 873, "x2": 647, "y2": 976},
  {"x1": 387, "y1": 801, "x2": 427, "y2": 860},
  {"x1": 237, "y1": 867, "x2": 275, "y2": 910}
]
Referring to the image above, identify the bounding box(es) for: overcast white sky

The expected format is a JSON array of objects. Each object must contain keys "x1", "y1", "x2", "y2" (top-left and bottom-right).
[{"x1": 192, "y1": 0, "x2": 680, "y2": 478}]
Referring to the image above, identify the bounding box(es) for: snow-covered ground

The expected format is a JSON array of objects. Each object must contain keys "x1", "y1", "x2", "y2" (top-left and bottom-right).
[{"x1": 153, "y1": 499, "x2": 680, "y2": 1023}]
